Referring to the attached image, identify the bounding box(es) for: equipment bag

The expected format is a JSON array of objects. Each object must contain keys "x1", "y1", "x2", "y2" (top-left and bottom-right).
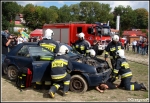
[{"x1": 16, "y1": 67, "x2": 32, "y2": 90}]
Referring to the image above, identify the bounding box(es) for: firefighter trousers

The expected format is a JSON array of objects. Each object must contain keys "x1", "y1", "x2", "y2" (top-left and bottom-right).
[
  {"x1": 49, "y1": 74, "x2": 71, "y2": 94},
  {"x1": 110, "y1": 58, "x2": 116, "y2": 70},
  {"x1": 119, "y1": 77, "x2": 142, "y2": 90}
]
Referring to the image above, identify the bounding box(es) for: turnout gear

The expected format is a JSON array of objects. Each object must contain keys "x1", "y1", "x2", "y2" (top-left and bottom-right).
[
  {"x1": 104, "y1": 38, "x2": 124, "y2": 70},
  {"x1": 49, "y1": 45, "x2": 73, "y2": 98},
  {"x1": 110, "y1": 50, "x2": 147, "y2": 91},
  {"x1": 38, "y1": 29, "x2": 59, "y2": 53},
  {"x1": 72, "y1": 33, "x2": 91, "y2": 55}
]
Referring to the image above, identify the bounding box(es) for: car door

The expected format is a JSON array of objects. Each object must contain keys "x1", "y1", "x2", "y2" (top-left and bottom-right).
[
  {"x1": 14, "y1": 45, "x2": 32, "y2": 69},
  {"x1": 28, "y1": 46, "x2": 54, "y2": 82}
]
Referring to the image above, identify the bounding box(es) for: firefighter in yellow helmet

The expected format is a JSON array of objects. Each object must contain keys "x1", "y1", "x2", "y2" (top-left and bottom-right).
[
  {"x1": 49, "y1": 45, "x2": 73, "y2": 98},
  {"x1": 109, "y1": 49, "x2": 147, "y2": 91}
]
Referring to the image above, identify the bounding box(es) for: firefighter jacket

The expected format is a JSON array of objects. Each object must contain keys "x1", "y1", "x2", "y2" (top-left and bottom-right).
[
  {"x1": 50, "y1": 55, "x2": 73, "y2": 80},
  {"x1": 73, "y1": 39, "x2": 90, "y2": 54},
  {"x1": 38, "y1": 38, "x2": 59, "y2": 53},
  {"x1": 112, "y1": 58, "x2": 132, "y2": 79},
  {"x1": 104, "y1": 41, "x2": 124, "y2": 59}
]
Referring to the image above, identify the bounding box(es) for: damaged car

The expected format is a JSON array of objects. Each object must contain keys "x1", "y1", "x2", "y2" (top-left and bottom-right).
[{"x1": 2, "y1": 42, "x2": 112, "y2": 93}]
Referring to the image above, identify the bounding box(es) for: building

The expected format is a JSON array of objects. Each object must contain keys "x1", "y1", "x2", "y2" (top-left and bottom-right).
[
  {"x1": 122, "y1": 29, "x2": 147, "y2": 44},
  {"x1": 15, "y1": 14, "x2": 25, "y2": 25}
]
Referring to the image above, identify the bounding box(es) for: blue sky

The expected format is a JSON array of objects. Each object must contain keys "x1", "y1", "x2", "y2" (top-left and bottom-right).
[{"x1": 16, "y1": 1, "x2": 149, "y2": 12}]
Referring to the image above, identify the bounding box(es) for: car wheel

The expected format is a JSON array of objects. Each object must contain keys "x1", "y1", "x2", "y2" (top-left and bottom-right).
[
  {"x1": 69, "y1": 75, "x2": 88, "y2": 93},
  {"x1": 7, "y1": 66, "x2": 18, "y2": 81},
  {"x1": 2, "y1": 66, "x2": 8, "y2": 75}
]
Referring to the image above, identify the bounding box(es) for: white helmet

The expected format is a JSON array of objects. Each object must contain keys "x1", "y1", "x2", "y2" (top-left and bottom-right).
[
  {"x1": 116, "y1": 49, "x2": 126, "y2": 58},
  {"x1": 43, "y1": 29, "x2": 54, "y2": 39},
  {"x1": 112, "y1": 34, "x2": 119, "y2": 42},
  {"x1": 58, "y1": 45, "x2": 69, "y2": 55},
  {"x1": 77, "y1": 32, "x2": 85, "y2": 39},
  {"x1": 87, "y1": 49, "x2": 96, "y2": 57}
]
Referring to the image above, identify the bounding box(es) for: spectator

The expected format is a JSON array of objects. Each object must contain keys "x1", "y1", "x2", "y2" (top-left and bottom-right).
[
  {"x1": 126, "y1": 42, "x2": 130, "y2": 51},
  {"x1": 138, "y1": 40, "x2": 142, "y2": 54},
  {"x1": 141, "y1": 40, "x2": 147, "y2": 55},
  {"x1": 2, "y1": 30, "x2": 12, "y2": 57},
  {"x1": 136, "y1": 40, "x2": 140, "y2": 54},
  {"x1": 9, "y1": 35, "x2": 17, "y2": 50},
  {"x1": 23, "y1": 36, "x2": 28, "y2": 42},
  {"x1": 124, "y1": 39, "x2": 127, "y2": 50},
  {"x1": 132, "y1": 39, "x2": 137, "y2": 53},
  {"x1": 17, "y1": 34, "x2": 24, "y2": 44},
  {"x1": 146, "y1": 40, "x2": 148, "y2": 55}
]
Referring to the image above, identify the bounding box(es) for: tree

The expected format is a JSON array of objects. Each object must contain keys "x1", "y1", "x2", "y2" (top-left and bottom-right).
[
  {"x1": 134, "y1": 8, "x2": 148, "y2": 29},
  {"x1": 69, "y1": 4, "x2": 80, "y2": 22},
  {"x1": 2, "y1": 2, "x2": 21, "y2": 30},
  {"x1": 58, "y1": 5, "x2": 72, "y2": 23}
]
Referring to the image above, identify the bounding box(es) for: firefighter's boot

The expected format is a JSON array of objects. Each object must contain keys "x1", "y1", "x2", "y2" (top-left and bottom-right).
[
  {"x1": 49, "y1": 91, "x2": 55, "y2": 98},
  {"x1": 62, "y1": 92, "x2": 68, "y2": 97},
  {"x1": 140, "y1": 83, "x2": 147, "y2": 91}
]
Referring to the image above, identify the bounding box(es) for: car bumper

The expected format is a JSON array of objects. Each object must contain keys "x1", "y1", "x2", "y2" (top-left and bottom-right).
[{"x1": 83, "y1": 68, "x2": 112, "y2": 86}]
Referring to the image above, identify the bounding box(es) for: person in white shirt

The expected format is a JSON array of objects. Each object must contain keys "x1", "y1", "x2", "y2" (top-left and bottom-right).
[
  {"x1": 23, "y1": 36, "x2": 28, "y2": 42},
  {"x1": 132, "y1": 39, "x2": 137, "y2": 52},
  {"x1": 17, "y1": 34, "x2": 24, "y2": 44}
]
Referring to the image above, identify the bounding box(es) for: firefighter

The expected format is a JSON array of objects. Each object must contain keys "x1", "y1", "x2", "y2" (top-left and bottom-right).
[
  {"x1": 72, "y1": 32, "x2": 91, "y2": 55},
  {"x1": 36, "y1": 29, "x2": 60, "y2": 89},
  {"x1": 109, "y1": 49, "x2": 147, "y2": 91},
  {"x1": 49, "y1": 45, "x2": 73, "y2": 98},
  {"x1": 38, "y1": 29, "x2": 59, "y2": 54},
  {"x1": 104, "y1": 34, "x2": 124, "y2": 70}
]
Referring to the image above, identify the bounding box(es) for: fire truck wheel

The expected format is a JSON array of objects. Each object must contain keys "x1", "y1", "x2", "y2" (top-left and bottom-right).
[
  {"x1": 69, "y1": 75, "x2": 88, "y2": 93},
  {"x1": 7, "y1": 66, "x2": 18, "y2": 81},
  {"x1": 97, "y1": 50, "x2": 104, "y2": 55}
]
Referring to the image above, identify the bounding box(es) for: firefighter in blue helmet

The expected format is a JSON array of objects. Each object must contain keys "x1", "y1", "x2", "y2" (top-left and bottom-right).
[
  {"x1": 109, "y1": 49, "x2": 147, "y2": 91},
  {"x1": 38, "y1": 29, "x2": 59, "y2": 54},
  {"x1": 49, "y1": 45, "x2": 73, "y2": 98},
  {"x1": 72, "y1": 32, "x2": 91, "y2": 55}
]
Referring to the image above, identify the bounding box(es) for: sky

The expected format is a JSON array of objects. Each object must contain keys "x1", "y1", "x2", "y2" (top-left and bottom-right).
[{"x1": 15, "y1": 1, "x2": 149, "y2": 12}]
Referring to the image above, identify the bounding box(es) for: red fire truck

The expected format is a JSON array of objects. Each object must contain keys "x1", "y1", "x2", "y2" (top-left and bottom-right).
[{"x1": 42, "y1": 21, "x2": 112, "y2": 55}]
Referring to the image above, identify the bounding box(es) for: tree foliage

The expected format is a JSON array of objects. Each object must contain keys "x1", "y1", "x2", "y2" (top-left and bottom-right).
[{"x1": 2, "y1": 1, "x2": 149, "y2": 31}]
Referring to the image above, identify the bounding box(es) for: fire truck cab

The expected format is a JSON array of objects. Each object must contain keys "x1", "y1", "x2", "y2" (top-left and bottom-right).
[{"x1": 43, "y1": 21, "x2": 112, "y2": 55}]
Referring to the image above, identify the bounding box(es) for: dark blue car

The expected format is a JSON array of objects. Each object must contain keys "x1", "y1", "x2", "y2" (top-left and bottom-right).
[{"x1": 2, "y1": 42, "x2": 112, "y2": 93}]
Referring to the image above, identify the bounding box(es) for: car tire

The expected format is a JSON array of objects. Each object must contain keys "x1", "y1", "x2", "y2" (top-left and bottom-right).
[
  {"x1": 2, "y1": 66, "x2": 8, "y2": 75},
  {"x1": 69, "y1": 75, "x2": 88, "y2": 93},
  {"x1": 7, "y1": 66, "x2": 18, "y2": 81}
]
